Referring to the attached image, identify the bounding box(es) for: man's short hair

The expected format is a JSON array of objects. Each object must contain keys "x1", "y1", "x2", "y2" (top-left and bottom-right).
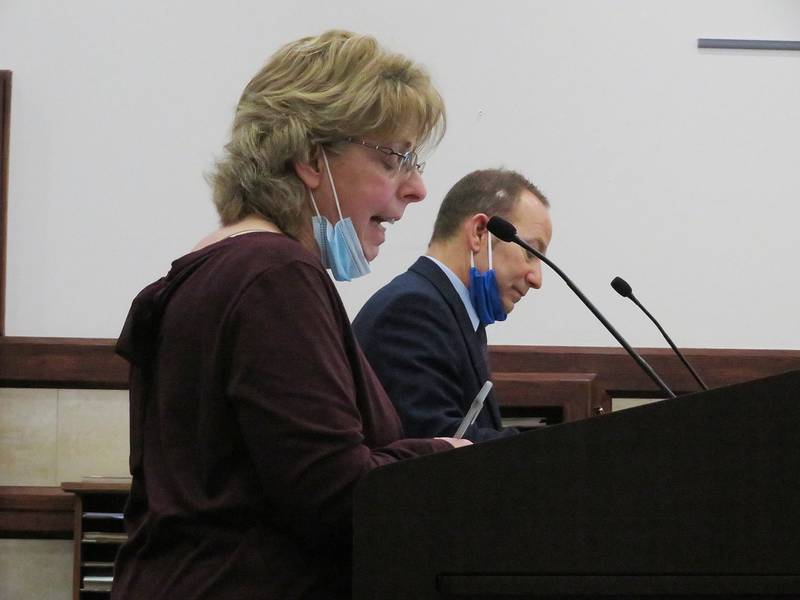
[{"x1": 430, "y1": 169, "x2": 548, "y2": 243}]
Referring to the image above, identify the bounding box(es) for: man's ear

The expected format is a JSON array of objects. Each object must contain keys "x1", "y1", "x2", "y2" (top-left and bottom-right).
[
  {"x1": 465, "y1": 213, "x2": 490, "y2": 253},
  {"x1": 292, "y1": 147, "x2": 324, "y2": 190}
]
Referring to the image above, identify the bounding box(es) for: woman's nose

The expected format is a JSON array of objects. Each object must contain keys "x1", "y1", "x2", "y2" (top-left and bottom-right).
[{"x1": 400, "y1": 170, "x2": 426, "y2": 204}]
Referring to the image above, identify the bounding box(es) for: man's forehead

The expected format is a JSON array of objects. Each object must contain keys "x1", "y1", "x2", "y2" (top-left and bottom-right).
[{"x1": 511, "y1": 193, "x2": 552, "y2": 246}]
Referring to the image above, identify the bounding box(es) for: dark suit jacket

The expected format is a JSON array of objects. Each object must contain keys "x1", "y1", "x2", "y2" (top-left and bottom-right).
[{"x1": 353, "y1": 256, "x2": 518, "y2": 442}]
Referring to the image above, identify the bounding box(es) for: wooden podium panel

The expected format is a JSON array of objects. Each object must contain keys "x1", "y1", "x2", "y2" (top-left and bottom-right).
[{"x1": 354, "y1": 370, "x2": 800, "y2": 598}]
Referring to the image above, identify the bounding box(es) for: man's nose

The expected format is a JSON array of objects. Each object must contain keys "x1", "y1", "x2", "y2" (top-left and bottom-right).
[{"x1": 526, "y1": 264, "x2": 543, "y2": 289}]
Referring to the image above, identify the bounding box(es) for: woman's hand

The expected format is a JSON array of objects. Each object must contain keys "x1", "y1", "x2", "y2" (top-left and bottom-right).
[{"x1": 435, "y1": 437, "x2": 472, "y2": 448}]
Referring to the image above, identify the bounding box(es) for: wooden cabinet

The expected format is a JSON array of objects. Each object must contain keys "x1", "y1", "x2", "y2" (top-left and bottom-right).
[
  {"x1": 494, "y1": 371, "x2": 611, "y2": 428},
  {"x1": 61, "y1": 482, "x2": 130, "y2": 600}
]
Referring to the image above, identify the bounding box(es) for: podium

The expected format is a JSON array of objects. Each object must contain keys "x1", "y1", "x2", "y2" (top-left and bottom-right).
[{"x1": 353, "y1": 370, "x2": 800, "y2": 598}]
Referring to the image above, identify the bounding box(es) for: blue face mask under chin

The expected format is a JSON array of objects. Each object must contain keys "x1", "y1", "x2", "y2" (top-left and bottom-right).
[
  {"x1": 307, "y1": 148, "x2": 370, "y2": 282},
  {"x1": 469, "y1": 232, "x2": 507, "y2": 326}
]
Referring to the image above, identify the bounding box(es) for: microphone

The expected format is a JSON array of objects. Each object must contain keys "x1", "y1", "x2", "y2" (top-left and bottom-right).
[
  {"x1": 611, "y1": 276, "x2": 708, "y2": 391},
  {"x1": 487, "y1": 216, "x2": 676, "y2": 399}
]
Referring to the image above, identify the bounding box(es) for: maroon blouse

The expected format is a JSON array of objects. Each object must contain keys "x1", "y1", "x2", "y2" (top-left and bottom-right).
[{"x1": 112, "y1": 232, "x2": 448, "y2": 599}]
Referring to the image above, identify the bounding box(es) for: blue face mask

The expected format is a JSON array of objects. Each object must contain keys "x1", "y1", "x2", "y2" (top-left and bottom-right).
[
  {"x1": 469, "y1": 232, "x2": 507, "y2": 326},
  {"x1": 307, "y1": 148, "x2": 371, "y2": 282}
]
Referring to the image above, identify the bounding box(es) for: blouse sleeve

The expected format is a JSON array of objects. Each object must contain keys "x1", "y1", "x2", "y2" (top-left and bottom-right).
[{"x1": 224, "y1": 260, "x2": 449, "y2": 549}]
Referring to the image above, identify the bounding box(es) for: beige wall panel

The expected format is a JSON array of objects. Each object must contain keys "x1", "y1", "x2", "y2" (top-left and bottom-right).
[
  {"x1": 0, "y1": 539, "x2": 72, "y2": 600},
  {"x1": 0, "y1": 388, "x2": 58, "y2": 485},
  {"x1": 612, "y1": 398, "x2": 663, "y2": 412},
  {"x1": 57, "y1": 389, "x2": 130, "y2": 483}
]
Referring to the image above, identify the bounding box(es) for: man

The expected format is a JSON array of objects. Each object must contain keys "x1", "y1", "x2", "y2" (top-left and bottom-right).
[{"x1": 353, "y1": 169, "x2": 553, "y2": 442}]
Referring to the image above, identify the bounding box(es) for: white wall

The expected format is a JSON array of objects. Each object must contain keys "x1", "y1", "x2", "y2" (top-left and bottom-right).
[{"x1": 2, "y1": 0, "x2": 798, "y2": 349}]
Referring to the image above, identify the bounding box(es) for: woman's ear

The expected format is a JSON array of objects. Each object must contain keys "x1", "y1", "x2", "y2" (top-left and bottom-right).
[
  {"x1": 465, "y1": 213, "x2": 490, "y2": 253},
  {"x1": 292, "y1": 146, "x2": 324, "y2": 190}
]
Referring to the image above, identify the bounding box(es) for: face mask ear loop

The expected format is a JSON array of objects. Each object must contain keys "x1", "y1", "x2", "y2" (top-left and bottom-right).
[
  {"x1": 320, "y1": 147, "x2": 345, "y2": 223},
  {"x1": 307, "y1": 189, "x2": 322, "y2": 218},
  {"x1": 487, "y1": 231, "x2": 494, "y2": 270},
  {"x1": 306, "y1": 146, "x2": 324, "y2": 218}
]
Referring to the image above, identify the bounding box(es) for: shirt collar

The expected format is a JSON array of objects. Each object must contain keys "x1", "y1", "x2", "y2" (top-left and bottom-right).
[{"x1": 423, "y1": 255, "x2": 480, "y2": 332}]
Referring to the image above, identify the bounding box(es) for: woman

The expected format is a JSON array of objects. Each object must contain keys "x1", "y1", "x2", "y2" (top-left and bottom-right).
[{"x1": 112, "y1": 30, "x2": 468, "y2": 600}]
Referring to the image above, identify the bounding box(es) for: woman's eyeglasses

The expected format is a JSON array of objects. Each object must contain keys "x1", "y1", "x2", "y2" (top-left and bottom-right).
[{"x1": 342, "y1": 138, "x2": 425, "y2": 176}]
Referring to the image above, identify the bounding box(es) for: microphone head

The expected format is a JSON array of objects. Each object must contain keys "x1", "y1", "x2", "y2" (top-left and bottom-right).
[
  {"x1": 487, "y1": 216, "x2": 517, "y2": 242},
  {"x1": 611, "y1": 276, "x2": 633, "y2": 298}
]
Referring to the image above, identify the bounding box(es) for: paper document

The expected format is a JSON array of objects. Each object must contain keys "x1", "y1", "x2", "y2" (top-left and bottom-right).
[{"x1": 454, "y1": 381, "x2": 493, "y2": 439}]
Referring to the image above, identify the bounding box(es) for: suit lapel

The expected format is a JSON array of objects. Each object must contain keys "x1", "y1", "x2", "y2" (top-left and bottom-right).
[{"x1": 409, "y1": 258, "x2": 503, "y2": 428}]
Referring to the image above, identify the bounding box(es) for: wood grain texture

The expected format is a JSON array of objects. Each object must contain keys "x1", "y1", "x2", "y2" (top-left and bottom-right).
[
  {"x1": 490, "y1": 345, "x2": 800, "y2": 397},
  {"x1": 0, "y1": 71, "x2": 11, "y2": 336},
  {"x1": 0, "y1": 486, "x2": 74, "y2": 538},
  {"x1": 0, "y1": 337, "x2": 127, "y2": 388}
]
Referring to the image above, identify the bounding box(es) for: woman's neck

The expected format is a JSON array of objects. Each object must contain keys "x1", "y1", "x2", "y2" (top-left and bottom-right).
[
  {"x1": 192, "y1": 215, "x2": 282, "y2": 251},
  {"x1": 294, "y1": 221, "x2": 320, "y2": 260}
]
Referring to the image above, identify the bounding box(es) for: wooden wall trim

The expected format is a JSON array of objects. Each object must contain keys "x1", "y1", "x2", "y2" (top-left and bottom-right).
[
  {"x1": 0, "y1": 336, "x2": 128, "y2": 388},
  {"x1": 0, "y1": 70, "x2": 11, "y2": 336},
  {"x1": 490, "y1": 345, "x2": 800, "y2": 397},
  {"x1": 2, "y1": 335, "x2": 798, "y2": 395},
  {"x1": 0, "y1": 486, "x2": 74, "y2": 539}
]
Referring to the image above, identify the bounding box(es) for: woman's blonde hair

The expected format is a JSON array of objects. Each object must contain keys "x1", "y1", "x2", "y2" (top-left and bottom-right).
[{"x1": 209, "y1": 30, "x2": 446, "y2": 236}]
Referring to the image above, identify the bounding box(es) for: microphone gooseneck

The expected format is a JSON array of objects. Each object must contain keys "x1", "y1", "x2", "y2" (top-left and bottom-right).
[
  {"x1": 611, "y1": 276, "x2": 709, "y2": 391},
  {"x1": 487, "y1": 216, "x2": 676, "y2": 399}
]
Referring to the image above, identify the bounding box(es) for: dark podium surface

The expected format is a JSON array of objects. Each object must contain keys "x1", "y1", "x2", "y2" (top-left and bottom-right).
[{"x1": 353, "y1": 370, "x2": 800, "y2": 598}]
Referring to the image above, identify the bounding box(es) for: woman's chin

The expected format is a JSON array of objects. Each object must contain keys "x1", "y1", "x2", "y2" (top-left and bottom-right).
[
  {"x1": 362, "y1": 244, "x2": 380, "y2": 262},
  {"x1": 360, "y1": 232, "x2": 384, "y2": 262}
]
